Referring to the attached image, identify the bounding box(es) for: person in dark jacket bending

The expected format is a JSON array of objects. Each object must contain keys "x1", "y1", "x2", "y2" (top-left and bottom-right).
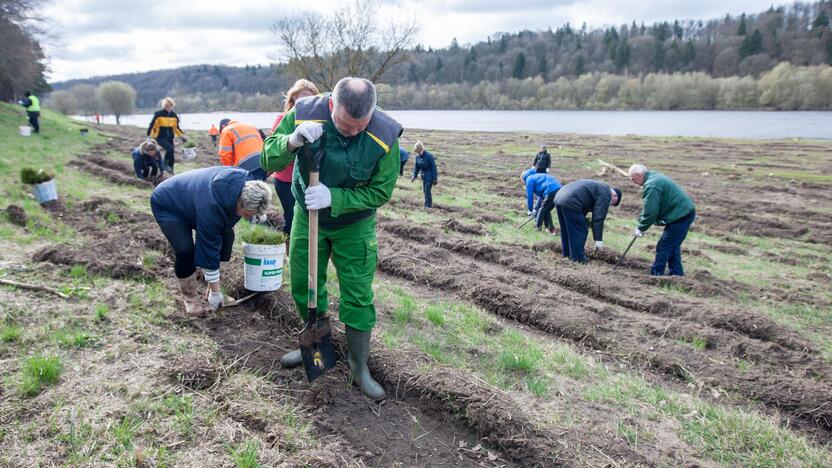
[
  {"x1": 533, "y1": 145, "x2": 551, "y2": 173},
  {"x1": 399, "y1": 147, "x2": 410, "y2": 176},
  {"x1": 554, "y1": 179, "x2": 622, "y2": 263},
  {"x1": 147, "y1": 97, "x2": 187, "y2": 174},
  {"x1": 151, "y1": 167, "x2": 273, "y2": 316},
  {"x1": 131, "y1": 139, "x2": 163, "y2": 179},
  {"x1": 412, "y1": 141, "x2": 438, "y2": 207}
]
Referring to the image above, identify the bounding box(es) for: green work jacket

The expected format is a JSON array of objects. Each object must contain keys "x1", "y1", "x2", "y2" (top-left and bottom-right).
[{"x1": 637, "y1": 171, "x2": 695, "y2": 232}]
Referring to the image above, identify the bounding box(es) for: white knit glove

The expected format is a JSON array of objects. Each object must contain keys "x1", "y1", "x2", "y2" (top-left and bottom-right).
[
  {"x1": 288, "y1": 122, "x2": 324, "y2": 147},
  {"x1": 208, "y1": 291, "x2": 223, "y2": 311},
  {"x1": 305, "y1": 183, "x2": 332, "y2": 210},
  {"x1": 594, "y1": 241, "x2": 604, "y2": 250}
]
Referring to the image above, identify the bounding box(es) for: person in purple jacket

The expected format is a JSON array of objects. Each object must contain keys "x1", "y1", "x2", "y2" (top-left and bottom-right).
[
  {"x1": 522, "y1": 170, "x2": 561, "y2": 233},
  {"x1": 150, "y1": 166, "x2": 273, "y2": 316}
]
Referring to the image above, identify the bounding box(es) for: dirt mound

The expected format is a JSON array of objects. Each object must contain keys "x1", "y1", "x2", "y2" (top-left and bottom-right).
[
  {"x1": 71, "y1": 158, "x2": 154, "y2": 189},
  {"x1": 442, "y1": 218, "x2": 486, "y2": 235},
  {"x1": 5, "y1": 204, "x2": 26, "y2": 227},
  {"x1": 164, "y1": 353, "x2": 221, "y2": 390}
]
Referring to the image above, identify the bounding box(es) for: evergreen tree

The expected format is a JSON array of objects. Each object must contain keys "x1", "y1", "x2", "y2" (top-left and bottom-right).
[
  {"x1": 538, "y1": 54, "x2": 549, "y2": 76},
  {"x1": 653, "y1": 41, "x2": 666, "y2": 70},
  {"x1": 814, "y1": 9, "x2": 829, "y2": 29},
  {"x1": 513, "y1": 52, "x2": 526, "y2": 78},
  {"x1": 682, "y1": 39, "x2": 696, "y2": 66},
  {"x1": 575, "y1": 54, "x2": 586, "y2": 76},
  {"x1": 673, "y1": 20, "x2": 684, "y2": 39},
  {"x1": 614, "y1": 40, "x2": 631, "y2": 71},
  {"x1": 740, "y1": 30, "x2": 764, "y2": 57},
  {"x1": 738, "y1": 14, "x2": 748, "y2": 35}
]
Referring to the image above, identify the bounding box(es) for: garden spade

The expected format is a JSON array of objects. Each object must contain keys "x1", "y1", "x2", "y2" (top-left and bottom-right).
[
  {"x1": 613, "y1": 235, "x2": 638, "y2": 271},
  {"x1": 298, "y1": 135, "x2": 337, "y2": 382}
]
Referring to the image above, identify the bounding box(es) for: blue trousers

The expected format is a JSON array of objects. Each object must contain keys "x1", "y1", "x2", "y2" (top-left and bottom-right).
[
  {"x1": 422, "y1": 179, "x2": 434, "y2": 207},
  {"x1": 651, "y1": 210, "x2": 696, "y2": 276},
  {"x1": 556, "y1": 206, "x2": 588, "y2": 263},
  {"x1": 273, "y1": 179, "x2": 294, "y2": 235}
]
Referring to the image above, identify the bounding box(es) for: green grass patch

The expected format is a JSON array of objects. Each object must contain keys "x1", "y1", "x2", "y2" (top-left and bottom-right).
[
  {"x1": 425, "y1": 304, "x2": 446, "y2": 325},
  {"x1": 19, "y1": 354, "x2": 62, "y2": 396},
  {"x1": 237, "y1": 222, "x2": 286, "y2": 245},
  {"x1": 53, "y1": 326, "x2": 97, "y2": 348},
  {"x1": 1, "y1": 324, "x2": 22, "y2": 343},
  {"x1": 228, "y1": 439, "x2": 260, "y2": 468},
  {"x1": 94, "y1": 303, "x2": 110, "y2": 322}
]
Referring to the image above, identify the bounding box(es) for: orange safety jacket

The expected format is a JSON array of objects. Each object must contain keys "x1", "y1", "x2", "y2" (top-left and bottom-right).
[
  {"x1": 218, "y1": 121, "x2": 263, "y2": 167},
  {"x1": 208, "y1": 126, "x2": 219, "y2": 136}
]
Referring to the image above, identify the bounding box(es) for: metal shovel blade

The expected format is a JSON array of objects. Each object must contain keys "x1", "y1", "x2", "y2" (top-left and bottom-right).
[{"x1": 298, "y1": 309, "x2": 337, "y2": 382}]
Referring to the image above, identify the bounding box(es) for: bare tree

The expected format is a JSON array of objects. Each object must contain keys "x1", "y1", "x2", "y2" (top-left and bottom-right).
[
  {"x1": 272, "y1": 0, "x2": 420, "y2": 90},
  {"x1": 48, "y1": 90, "x2": 77, "y2": 114},
  {"x1": 69, "y1": 84, "x2": 98, "y2": 116},
  {"x1": 96, "y1": 81, "x2": 136, "y2": 124},
  {"x1": 0, "y1": 0, "x2": 48, "y2": 100}
]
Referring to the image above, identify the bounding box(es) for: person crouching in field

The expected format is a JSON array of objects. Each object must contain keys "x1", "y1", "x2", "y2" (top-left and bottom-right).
[
  {"x1": 628, "y1": 164, "x2": 696, "y2": 276},
  {"x1": 151, "y1": 167, "x2": 273, "y2": 316},
  {"x1": 522, "y1": 169, "x2": 561, "y2": 234},
  {"x1": 554, "y1": 179, "x2": 622, "y2": 263},
  {"x1": 132, "y1": 139, "x2": 163, "y2": 180},
  {"x1": 411, "y1": 141, "x2": 438, "y2": 207}
]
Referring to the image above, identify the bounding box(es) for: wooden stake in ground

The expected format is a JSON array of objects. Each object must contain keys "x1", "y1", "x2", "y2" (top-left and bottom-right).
[
  {"x1": 597, "y1": 159, "x2": 630, "y2": 177},
  {"x1": 0, "y1": 278, "x2": 70, "y2": 299}
]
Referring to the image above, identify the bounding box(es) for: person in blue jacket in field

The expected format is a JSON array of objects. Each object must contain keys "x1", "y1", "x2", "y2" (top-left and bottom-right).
[
  {"x1": 411, "y1": 141, "x2": 437, "y2": 207},
  {"x1": 150, "y1": 166, "x2": 273, "y2": 316},
  {"x1": 131, "y1": 139, "x2": 163, "y2": 180},
  {"x1": 399, "y1": 146, "x2": 410, "y2": 176},
  {"x1": 523, "y1": 170, "x2": 561, "y2": 233}
]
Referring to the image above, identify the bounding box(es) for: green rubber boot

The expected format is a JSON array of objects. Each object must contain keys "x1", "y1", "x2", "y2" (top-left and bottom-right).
[
  {"x1": 280, "y1": 349, "x2": 302, "y2": 368},
  {"x1": 346, "y1": 326, "x2": 385, "y2": 400}
]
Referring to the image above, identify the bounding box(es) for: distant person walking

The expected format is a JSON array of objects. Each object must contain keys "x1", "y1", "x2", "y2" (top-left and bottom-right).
[
  {"x1": 20, "y1": 91, "x2": 40, "y2": 133},
  {"x1": 131, "y1": 138, "x2": 163, "y2": 180},
  {"x1": 411, "y1": 141, "x2": 438, "y2": 208},
  {"x1": 533, "y1": 145, "x2": 551, "y2": 173},
  {"x1": 208, "y1": 124, "x2": 219, "y2": 145},
  {"x1": 628, "y1": 164, "x2": 696, "y2": 276},
  {"x1": 554, "y1": 179, "x2": 622, "y2": 263},
  {"x1": 95, "y1": 113, "x2": 101, "y2": 126},
  {"x1": 147, "y1": 97, "x2": 186, "y2": 174},
  {"x1": 268, "y1": 78, "x2": 320, "y2": 249}
]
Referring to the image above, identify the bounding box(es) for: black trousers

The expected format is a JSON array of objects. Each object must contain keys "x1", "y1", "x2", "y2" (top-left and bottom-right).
[
  {"x1": 400, "y1": 160, "x2": 407, "y2": 175},
  {"x1": 27, "y1": 111, "x2": 40, "y2": 133},
  {"x1": 535, "y1": 192, "x2": 556, "y2": 230},
  {"x1": 274, "y1": 179, "x2": 295, "y2": 235},
  {"x1": 158, "y1": 138, "x2": 175, "y2": 173},
  {"x1": 157, "y1": 221, "x2": 234, "y2": 279}
]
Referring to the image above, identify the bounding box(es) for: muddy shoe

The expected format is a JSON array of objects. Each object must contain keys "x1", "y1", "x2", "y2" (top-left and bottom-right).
[
  {"x1": 178, "y1": 273, "x2": 206, "y2": 317},
  {"x1": 346, "y1": 327, "x2": 385, "y2": 400},
  {"x1": 280, "y1": 349, "x2": 303, "y2": 368}
]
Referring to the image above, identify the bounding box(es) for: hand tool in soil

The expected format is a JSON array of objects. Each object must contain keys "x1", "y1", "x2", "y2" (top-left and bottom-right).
[
  {"x1": 597, "y1": 159, "x2": 630, "y2": 177},
  {"x1": 517, "y1": 214, "x2": 536, "y2": 229},
  {"x1": 222, "y1": 292, "x2": 260, "y2": 308},
  {"x1": 613, "y1": 235, "x2": 638, "y2": 271},
  {"x1": 297, "y1": 134, "x2": 337, "y2": 382}
]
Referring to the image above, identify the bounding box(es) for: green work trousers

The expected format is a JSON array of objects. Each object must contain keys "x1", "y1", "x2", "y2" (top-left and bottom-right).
[{"x1": 289, "y1": 205, "x2": 379, "y2": 332}]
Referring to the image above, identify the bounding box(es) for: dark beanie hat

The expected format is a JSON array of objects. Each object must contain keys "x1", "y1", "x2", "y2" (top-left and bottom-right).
[
  {"x1": 219, "y1": 118, "x2": 231, "y2": 131},
  {"x1": 612, "y1": 187, "x2": 623, "y2": 206}
]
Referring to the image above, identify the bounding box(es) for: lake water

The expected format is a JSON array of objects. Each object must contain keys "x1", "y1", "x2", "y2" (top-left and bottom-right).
[{"x1": 78, "y1": 110, "x2": 832, "y2": 140}]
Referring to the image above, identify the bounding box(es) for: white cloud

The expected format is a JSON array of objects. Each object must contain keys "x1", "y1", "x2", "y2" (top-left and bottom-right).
[{"x1": 45, "y1": 0, "x2": 779, "y2": 82}]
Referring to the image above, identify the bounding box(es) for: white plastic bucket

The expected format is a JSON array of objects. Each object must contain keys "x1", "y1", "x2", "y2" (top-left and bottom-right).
[
  {"x1": 32, "y1": 179, "x2": 57, "y2": 204},
  {"x1": 183, "y1": 148, "x2": 197, "y2": 161},
  {"x1": 19, "y1": 126, "x2": 31, "y2": 136},
  {"x1": 243, "y1": 242, "x2": 285, "y2": 291}
]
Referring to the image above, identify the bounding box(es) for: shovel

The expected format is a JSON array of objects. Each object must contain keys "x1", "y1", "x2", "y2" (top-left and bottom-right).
[
  {"x1": 613, "y1": 235, "x2": 638, "y2": 271},
  {"x1": 297, "y1": 134, "x2": 337, "y2": 382}
]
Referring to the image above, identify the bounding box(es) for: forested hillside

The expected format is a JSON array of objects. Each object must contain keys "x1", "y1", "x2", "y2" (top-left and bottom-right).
[{"x1": 49, "y1": 1, "x2": 832, "y2": 111}]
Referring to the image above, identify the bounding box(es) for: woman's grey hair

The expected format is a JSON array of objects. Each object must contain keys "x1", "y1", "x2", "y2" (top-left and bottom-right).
[
  {"x1": 240, "y1": 181, "x2": 273, "y2": 215},
  {"x1": 628, "y1": 164, "x2": 648, "y2": 177},
  {"x1": 413, "y1": 141, "x2": 424, "y2": 153},
  {"x1": 140, "y1": 138, "x2": 158, "y2": 153},
  {"x1": 332, "y1": 77, "x2": 376, "y2": 119}
]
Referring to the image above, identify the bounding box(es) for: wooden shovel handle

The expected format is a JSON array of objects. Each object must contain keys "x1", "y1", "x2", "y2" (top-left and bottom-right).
[{"x1": 308, "y1": 171, "x2": 319, "y2": 309}]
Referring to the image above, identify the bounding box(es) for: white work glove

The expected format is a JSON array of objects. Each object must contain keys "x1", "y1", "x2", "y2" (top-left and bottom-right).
[
  {"x1": 252, "y1": 213, "x2": 268, "y2": 224},
  {"x1": 305, "y1": 183, "x2": 332, "y2": 210},
  {"x1": 527, "y1": 210, "x2": 534, "y2": 217},
  {"x1": 288, "y1": 122, "x2": 324, "y2": 148},
  {"x1": 207, "y1": 290, "x2": 223, "y2": 311},
  {"x1": 633, "y1": 228, "x2": 644, "y2": 238},
  {"x1": 594, "y1": 241, "x2": 604, "y2": 250}
]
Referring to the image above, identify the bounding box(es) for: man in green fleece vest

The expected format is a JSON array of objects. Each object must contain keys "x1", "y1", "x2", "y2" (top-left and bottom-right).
[
  {"x1": 261, "y1": 77, "x2": 402, "y2": 400},
  {"x1": 629, "y1": 164, "x2": 696, "y2": 276}
]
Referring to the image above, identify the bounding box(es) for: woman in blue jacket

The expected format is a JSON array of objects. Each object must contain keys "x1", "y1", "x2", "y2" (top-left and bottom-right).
[
  {"x1": 131, "y1": 139, "x2": 163, "y2": 179},
  {"x1": 411, "y1": 141, "x2": 438, "y2": 207},
  {"x1": 151, "y1": 167, "x2": 273, "y2": 316}
]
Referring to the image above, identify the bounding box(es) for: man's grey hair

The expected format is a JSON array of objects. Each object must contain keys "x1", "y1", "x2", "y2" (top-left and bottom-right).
[
  {"x1": 628, "y1": 164, "x2": 648, "y2": 177},
  {"x1": 332, "y1": 77, "x2": 377, "y2": 119},
  {"x1": 240, "y1": 180, "x2": 273, "y2": 215}
]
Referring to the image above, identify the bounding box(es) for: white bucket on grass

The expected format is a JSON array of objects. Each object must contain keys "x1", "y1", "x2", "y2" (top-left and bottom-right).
[
  {"x1": 183, "y1": 148, "x2": 197, "y2": 161},
  {"x1": 32, "y1": 179, "x2": 57, "y2": 204},
  {"x1": 19, "y1": 126, "x2": 31, "y2": 136},
  {"x1": 243, "y1": 242, "x2": 285, "y2": 291}
]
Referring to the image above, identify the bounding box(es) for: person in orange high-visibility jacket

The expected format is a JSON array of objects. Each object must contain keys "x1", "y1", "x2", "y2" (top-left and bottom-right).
[
  {"x1": 217, "y1": 119, "x2": 266, "y2": 180},
  {"x1": 208, "y1": 124, "x2": 219, "y2": 145}
]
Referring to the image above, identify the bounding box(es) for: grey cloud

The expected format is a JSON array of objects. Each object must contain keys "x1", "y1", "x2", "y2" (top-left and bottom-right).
[{"x1": 57, "y1": 43, "x2": 136, "y2": 61}]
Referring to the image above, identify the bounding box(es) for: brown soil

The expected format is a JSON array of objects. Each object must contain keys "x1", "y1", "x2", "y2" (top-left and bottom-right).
[{"x1": 5, "y1": 204, "x2": 26, "y2": 227}]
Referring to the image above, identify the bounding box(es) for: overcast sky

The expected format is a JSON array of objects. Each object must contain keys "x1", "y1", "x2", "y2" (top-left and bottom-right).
[{"x1": 44, "y1": 0, "x2": 778, "y2": 83}]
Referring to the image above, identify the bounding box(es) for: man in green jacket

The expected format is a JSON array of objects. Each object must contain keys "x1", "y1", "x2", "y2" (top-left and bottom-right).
[
  {"x1": 261, "y1": 77, "x2": 402, "y2": 400},
  {"x1": 629, "y1": 164, "x2": 696, "y2": 276},
  {"x1": 21, "y1": 91, "x2": 40, "y2": 133}
]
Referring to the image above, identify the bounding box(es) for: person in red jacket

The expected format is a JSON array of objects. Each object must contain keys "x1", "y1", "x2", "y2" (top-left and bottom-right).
[{"x1": 268, "y1": 79, "x2": 320, "y2": 253}]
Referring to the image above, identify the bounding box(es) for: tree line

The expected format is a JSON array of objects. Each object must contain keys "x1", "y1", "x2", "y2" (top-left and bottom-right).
[{"x1": 0, "y1": 0, "x2": 49, "y2": 101}]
